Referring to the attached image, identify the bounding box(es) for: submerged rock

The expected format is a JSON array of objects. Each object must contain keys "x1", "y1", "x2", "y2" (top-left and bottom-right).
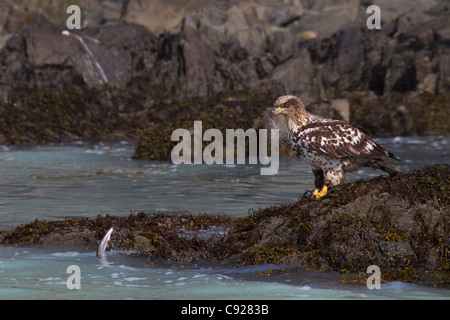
[{"x1": 1, "y1": 163, "x2": 449, "y2": 288}]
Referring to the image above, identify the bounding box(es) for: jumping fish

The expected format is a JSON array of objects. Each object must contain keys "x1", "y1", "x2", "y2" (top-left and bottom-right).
[{"x1": 96, "y1": 227, "x2": 113, "y2": 259}]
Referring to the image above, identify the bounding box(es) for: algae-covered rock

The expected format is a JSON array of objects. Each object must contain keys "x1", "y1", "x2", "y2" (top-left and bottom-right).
[
  {"x1": 220, "y1": 163, "x2": 449, "y2": 287},
  {"x1": 132, "y1": 96, "x2": 269, "y2": 160},
  {"x1": 347, "y1": 92, "x2": 450, "y2": 137},
  {"x1": 1, "y1": 164, "x2": 449, "y2": 287},
  {"x1": 0, "y1": 212, "x2": 234, "y2": 264},
  {"x1": 2, "y1": 1, "x2": 450, "y2": 150}
]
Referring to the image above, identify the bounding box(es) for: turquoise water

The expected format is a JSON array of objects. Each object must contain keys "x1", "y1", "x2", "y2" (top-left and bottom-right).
[
  {"x1": 0, "y1": 136, "x2": 449, "y2": 299},
  {"x1": 1, "y1": 247, "x2": 449, "y2": 300}
]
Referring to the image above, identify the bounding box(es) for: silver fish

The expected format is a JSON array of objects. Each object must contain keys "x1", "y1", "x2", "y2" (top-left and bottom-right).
[{"x1": 96, "y1": 227, "x2": 113, "y2": 259}]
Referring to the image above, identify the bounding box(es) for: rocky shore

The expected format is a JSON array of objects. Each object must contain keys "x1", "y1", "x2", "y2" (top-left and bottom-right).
[
  {"x1": 1, "y1": 163, "x2": 448, "y2": 288},
  {"x1": 0, "y1": 0, "x2": 449, "y2": 158}
]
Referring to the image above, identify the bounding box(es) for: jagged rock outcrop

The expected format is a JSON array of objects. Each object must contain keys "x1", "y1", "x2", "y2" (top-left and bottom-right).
[
  {"x1": 0, "y1": 1, "x2": 449, "y2": 153},
  {"x1": 1, "y1": 164, "x2": 448, "y2": 288},
  {"x1": 220, "y1": 163, "x2": 449, "y2": 287}
]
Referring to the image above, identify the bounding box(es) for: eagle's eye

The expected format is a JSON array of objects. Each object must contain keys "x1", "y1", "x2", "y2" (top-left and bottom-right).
[
  {"x1": 273, "y1": 95, "x2": 303, "y2": 112},
  {"x1": 282, "y1": 99, "x2": 297, "y2": 109}
]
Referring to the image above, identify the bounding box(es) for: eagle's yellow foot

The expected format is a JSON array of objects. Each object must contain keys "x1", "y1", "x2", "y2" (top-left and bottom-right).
[
  {"x1": 311, "y1": 189, "x2": 320, "y2": 198},
  {"x1": 311, "y1": 185, "x2": 328, "y2": 199}
]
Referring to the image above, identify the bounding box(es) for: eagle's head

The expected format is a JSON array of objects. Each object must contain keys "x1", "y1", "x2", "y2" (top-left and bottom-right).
[{"x1": 270, "y1": 95, "x2": 309, "y2": 125}]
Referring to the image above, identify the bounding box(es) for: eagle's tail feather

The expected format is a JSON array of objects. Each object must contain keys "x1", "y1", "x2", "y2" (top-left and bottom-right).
[
  {"x1": 378, "y1": 159, "x2": 402, "y2": 175},
  {"x1": 388, "y1": 152, "x2": 401, "y2": 161}
]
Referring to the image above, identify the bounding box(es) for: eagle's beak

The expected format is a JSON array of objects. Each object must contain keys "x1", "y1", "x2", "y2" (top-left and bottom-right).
[{"x1": 270, "y1": 107, "x2": 283, "y2": 119}]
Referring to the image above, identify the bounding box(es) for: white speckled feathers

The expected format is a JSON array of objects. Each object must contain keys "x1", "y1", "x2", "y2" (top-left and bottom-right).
[
  {"x1": 292, "y1": 119, "x2": 390, "y2": 160},
  {"x1": 271, "y1": 95, "x2": 401, "y2": 192}
]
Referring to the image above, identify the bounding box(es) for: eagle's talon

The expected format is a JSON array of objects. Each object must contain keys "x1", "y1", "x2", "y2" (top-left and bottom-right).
[
  {"x1": 311, "y1": 189, "x2": 320, "y2": 198},
  {"x1": 311, "y1": 185, "x2": 327, "y2": 199},
  {"x1": 301, "y1": 189, "x2": 314, "y2": 199}
]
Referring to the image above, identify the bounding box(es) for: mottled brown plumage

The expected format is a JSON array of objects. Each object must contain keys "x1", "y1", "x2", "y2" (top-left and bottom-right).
[{"x1": 270, "y1": 95, "x2": 401, "y2": 198}]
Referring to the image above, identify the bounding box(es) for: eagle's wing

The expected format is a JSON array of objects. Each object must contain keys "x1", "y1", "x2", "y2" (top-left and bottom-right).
[{"x1": 297, "y1": 120, "x2": 390, "y2": 160}]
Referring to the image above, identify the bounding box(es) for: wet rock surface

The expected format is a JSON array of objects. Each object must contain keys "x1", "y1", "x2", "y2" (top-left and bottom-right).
[
  {"x1": 1, "y1": 163, "x2": 448, "y2": 288},
  {"x1": 220, "y1": 163, "x2": 449, "y2": 288}
]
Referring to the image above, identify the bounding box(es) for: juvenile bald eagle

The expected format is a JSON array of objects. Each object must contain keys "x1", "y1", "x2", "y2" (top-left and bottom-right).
[{"x1": 270, "y1": 95, "x2": 401, "y2": 199}]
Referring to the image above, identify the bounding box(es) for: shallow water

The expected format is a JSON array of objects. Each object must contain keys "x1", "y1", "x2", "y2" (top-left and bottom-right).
[
  {"x1": 0, "y1": 136, "x2": 449, "y2": 300},
  {"x1": 1, "y1": 247, "x2": 449, "y2": 300}
]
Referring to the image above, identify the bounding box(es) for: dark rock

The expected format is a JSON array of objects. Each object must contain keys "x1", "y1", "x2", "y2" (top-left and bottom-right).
[
  {"x1": 219, "y1": 163, "x2": 449, "y2": 287},
  {"x1": 268, "y1": 3, "x2": 303, "y2": 27},
  {"x1": 181, "y1": 0, "x2": 271, "y2": 58},
  {"x1": 1, "y1": 164, "x2": 449, "y2": 288},
  {"x1": 267, "y1": 47, "x2": 317, "y2": 101},
  {"x1": 292, "y1": 3, "x2": 359, "y2": 40},
  {"x1": 0, "y1": 0, "x2": 449, "y2": 152},
  {"x1": 0, "y1": 212, "x2": 235, "y2": 264},
  {"x1": 373, "y1": 0, "x2": 438, "y2": 24},
  {"x1": 347, "y1": 91, "x2": 450, "y2": 137},
  {"x1": 267, "y1": 31, "x2": 295, "y2": 64},
  {"x1": 0, "y1": 0, "x2": 123, "y2": 36},
  {"x1": 180, "y1": 35, "x2": 216, "y2": 97},
  {"x1": 132, "y1": 96, "x2": 269, "y2": 161},
  {"x1": 122, "y1": 0, "x2": 213, "y2": 35}
]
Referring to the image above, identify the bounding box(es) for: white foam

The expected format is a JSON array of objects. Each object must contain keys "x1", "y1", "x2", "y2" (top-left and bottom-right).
[
  {"x1": 123, "y1": 277, "x2": 147, "y2": 282},
  {"x1": 51, "y1": 252, "x2": 80, "y2": 257},
  {"x1": 298, "y1": 285, "x2": 311, "y2": 290}
]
